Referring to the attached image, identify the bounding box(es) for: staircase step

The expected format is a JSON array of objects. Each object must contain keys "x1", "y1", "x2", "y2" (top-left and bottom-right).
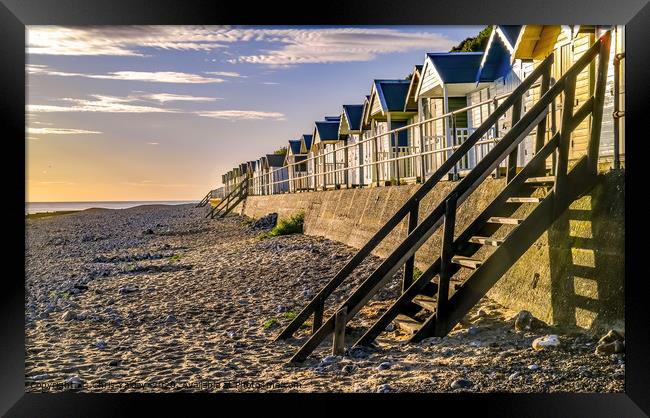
[
  {"x1": 468, "y1": 236, "x2": 504, "y2": 247},
  {"x1": 506, "y1": 196, "x2": 543, "y2": 203},
  {"x1": 451, "y1": 255, "x2": 483, "y2": 269},
  {"x1": 525, "y1": 176, "x2": 555, "y2": 185},
  {"x1": 487, "y1": 216, "x2": 523, "y2": 225},
  {"x1": 412, "y1": 294, "x2": 437, "y2": 311},
  {"x1": 394, "y1": 314, "x2": 423, "y2": 334}
]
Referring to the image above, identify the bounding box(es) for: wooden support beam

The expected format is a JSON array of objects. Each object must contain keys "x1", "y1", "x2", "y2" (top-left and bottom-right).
[
  {"x1": 332, "y1": 307, "x2": 347, "y2": 356},
  {"x1": 402, "y1": 201, "x2": 419, "y2": 293},
  {"x1": 506, "y1": 96, "x2": 522, "y2": 183},
  {"x1": 435, "y1": 193, "x2": 457, "y2": 335},
  {"x1": 312, "y1": 300, "x2": 324, "y2": 335},
  {"x1": 587, "y1": 31, "x2": 611, "y2": 173}
]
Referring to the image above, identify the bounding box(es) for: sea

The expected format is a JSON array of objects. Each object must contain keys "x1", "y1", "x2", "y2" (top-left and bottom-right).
[{"x1": 25, "y1": 201, "x2": 197, "y2": 215}]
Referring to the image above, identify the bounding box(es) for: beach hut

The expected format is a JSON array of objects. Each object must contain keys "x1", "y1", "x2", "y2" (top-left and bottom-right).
[
  {"x1": 403, "y1": 65, "x2": 424, "y2": 182},
  {"x1": 285, "y1": 139, "x2": 308, "y2": 192},
  {"x1": 264, "y1": 154, "x2": 289, "y2": 194},
  {"x1": 364, "y1": 79, "x2": 416, "y2": 185},
  {"x1": 299, "y1": 134, "x2": 315, "y2": 191},
  {"x1": 338, "y1": 104, "x2": 366, "y2": 187},
  {"x1": 312, "y1": 117, "x2": 343, "y2": 190},
  {"x1": 467, "y1": 26, "x2": 530, "y2": 171},
  {"x1": 511, "y1": 25, "x2": 625, "y2": 168},
  {"x1": 415, "y1": 52, "x2": 491, "y2": 178},
  {"x1": 252, "y1": 156, "x2": 266, "y2": 195}
]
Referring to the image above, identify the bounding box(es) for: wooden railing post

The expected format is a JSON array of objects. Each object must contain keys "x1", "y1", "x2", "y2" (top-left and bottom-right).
[
  {"x1": 506, "y1": 96, "x2": 522, "y2": 183},
  {"x1": 312, "y1": 299, "x2": 324, "y2": 334},
  {"x1": 358, "y1": 139, "x2": 364, "y2": 187},
  {"x1": 587, "y1": 31, "x2": 612, "y2": 173},
  {"x1": 394, "y1": 132, "x2": 401, "y2": 185},
  {"x1": 550, "y1": 78, "x2": 558, "y2": 175},
  {"x1": 419, "y1": 123, "x2": 426, "y2": 183},
  {"x1": 554, "y1": 73, "x2": 577, "y2": 210},
  {"x1": 402, "y1": 200, "x2": 420, "y2": 293},
  {"x1": 535, "y1": 68, "x2": 552, "y2": 153},
  {"x1": 451, "y1": 115, "x2": 458, "y2": 179},
  {"x1": 435, "y1": 193, "x2": 457, "y2": 336},
  {"x1": 332, "y1": 307, "x2": 347, "y2": 355}
]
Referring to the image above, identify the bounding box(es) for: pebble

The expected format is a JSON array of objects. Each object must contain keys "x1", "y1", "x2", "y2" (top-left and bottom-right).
[
  {"x1": 528, "y1": 364, "x2": 540, "y2": 371},
  {"x1": 165, "y1": 314, "x2": 178, "y2": 323},
  {"x1": 508, "y1": 372, "x2": 520, "y2": 380},
  {"x1": 342, "y1": 364, "x2": 357, "y2": 374},
  {"x1": 376, "y1": 384, "x2": 394, "y2": 393},
  {"x1": 595, "y1": 330, "x2": 625, "y2": 356},
  {"x1": 96, "y1": 341, "x2": 107, "y2": 350},
  {"x1": 322, "y1": 355, "x2": 339, "y2": 364},
  {"x1": 61, "y1": 311, "x2": 76, "y2": 321},
  {"x1": 348, "y1": 347, "x2": 369, "y2": 359},
  {"x1": 31, "y1": 373, "x2": 50, "y2": 381},
  {"x1": 65, "y1": 376, "x2": 84, "y2": 389},
  {"x1": 377, "y1": 362, "x2": 392, "y2": 370},
  {"x1": 450, "y1": 378, "x2": 473, "y2": 390},
  {"x1": 118, "y1": 286, "x2": 138, "y2": 295},
  {"x1": 514, "y1": 310, "x2": 536, "y2": 332},
  {"x1": 532, "y1": 335, "x2": 560, "y2": 351}
]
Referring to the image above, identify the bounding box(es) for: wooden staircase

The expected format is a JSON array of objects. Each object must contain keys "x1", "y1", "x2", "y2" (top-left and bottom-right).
[
  {"x1": 276, "y1": 32, "x2": 611, "y2": 362},
  {"x1": 196, "y1": 191, "x2": 212, "y2": 208},
  {"x1": 206, "y1": 178, "x2": 249, "y2": 219}
]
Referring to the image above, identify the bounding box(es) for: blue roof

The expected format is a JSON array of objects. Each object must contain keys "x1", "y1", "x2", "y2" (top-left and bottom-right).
[
  {"x1": 315, "y1": 120, "x2": 340, "y2": 141},
  {"x1": 301, "y1": 134, "x2": 313, "y2": 150},
  {"x1": 288, "y1": 139, "x2": 302, "y2": 154},
  {"x1": 499, "y1": 25, "x2": 522, "y2": 49},
  {"x1": 265, "y1": 154, "x2": 285, "y2": 167},
  {"x1": 426, "y1": 52, "x2": 484, "y2": 84},
  {"x1": 342, "y1": 104, "x2": 363, "y2": 131},
  {"x1": 324, "y1": 116, "x2": 341, "y2": 122},
  {"x1": 476, "y1": 26, "x2": 522, "y2": 83},
  {"x1": 374, "y1": 79, "x2": 411, "y2": 112}
]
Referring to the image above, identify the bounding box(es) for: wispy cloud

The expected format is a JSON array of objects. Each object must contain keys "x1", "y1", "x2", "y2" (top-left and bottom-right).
[
  {"x1": 27, "y1": 64, "x2": 225, "y2": 84},
  {"x1": 261, "y1": 82, "x2": 279, "y2": 85},
  {"x1": 140, "y1": 93, "x2": 221, "y2": 103},
  {"x1": 27, "y1": 127, "x2": 102, "y2": 135},
  {"x1": 27, "y1": 27, "x2": 458, "y2": 65},
  {"x1": 36, "y1": 181, "x2": 77, "y2": 185},
  {"x1": 27, "y1": 95, "x2": 179, "y2": 114},
  {"x1": 196, "y1": 110, "x2": 285, "y2": 121},
  {"x1": 146, "y1": 142, "x2": 159, "y2": 145},
  {"x1": 28, "y1": 93, "x2": 283, "y2": 121},
  {"x1": 204, "y1": 71, "x2": 246, "y2": 78}
]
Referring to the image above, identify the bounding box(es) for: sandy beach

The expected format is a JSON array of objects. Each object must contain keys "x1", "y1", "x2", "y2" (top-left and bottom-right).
[{"x1": 25, "y1": 204, "x2": 624, "y2": 393}]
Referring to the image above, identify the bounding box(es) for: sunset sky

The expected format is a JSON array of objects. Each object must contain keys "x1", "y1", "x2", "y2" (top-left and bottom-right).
[{"x1": 26, "y1": 25, "x2": 482, "y2": 202}]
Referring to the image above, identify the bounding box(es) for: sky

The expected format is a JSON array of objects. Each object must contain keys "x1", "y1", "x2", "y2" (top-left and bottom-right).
[{"x1": 26, "y1": 25, "x2": 483, "y2": 202}]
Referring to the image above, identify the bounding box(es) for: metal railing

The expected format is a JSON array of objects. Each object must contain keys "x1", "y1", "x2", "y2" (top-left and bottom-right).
[{"x1": 244, "y1": 85, "x2": 548, "y2": 195}]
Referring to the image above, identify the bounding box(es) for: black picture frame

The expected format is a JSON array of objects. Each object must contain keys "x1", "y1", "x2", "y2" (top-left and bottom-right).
[{"x1": 2, "y1": 0, "x2": 649, "y2": 415}]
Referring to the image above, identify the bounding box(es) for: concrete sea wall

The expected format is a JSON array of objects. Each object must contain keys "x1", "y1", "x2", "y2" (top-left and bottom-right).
[{"x1": 240, "y1": 171, "x2": 624, "y2": 332}]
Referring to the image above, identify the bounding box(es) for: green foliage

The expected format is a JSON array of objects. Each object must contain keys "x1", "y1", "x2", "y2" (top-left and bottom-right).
[
  {"x1": 283, "y1": 311, "x2": 298, "y2": 320},
  {"x1": 263, "y1": 318, "x2": 279, "y2": 329},
  {"x1": 413, "y1": 266, "x2": 423, "y2": 280},
  {"x1": 273, "y1": 146, "x2": 288, "y2": 156},
  {"x1": 167, "y1": 254, "x2": 182, "y2": 262},
  {"x1": 450, "y1": 26, "x2": 493, "y2": 52},
  {"x1": 259, "y1": 212, "x2": 305, "y2": 239}
]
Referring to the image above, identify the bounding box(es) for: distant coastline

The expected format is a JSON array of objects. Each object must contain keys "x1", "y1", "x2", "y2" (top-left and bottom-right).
[{"x1": 25, "y1": 201, "x2": 197, "y2": 215}]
